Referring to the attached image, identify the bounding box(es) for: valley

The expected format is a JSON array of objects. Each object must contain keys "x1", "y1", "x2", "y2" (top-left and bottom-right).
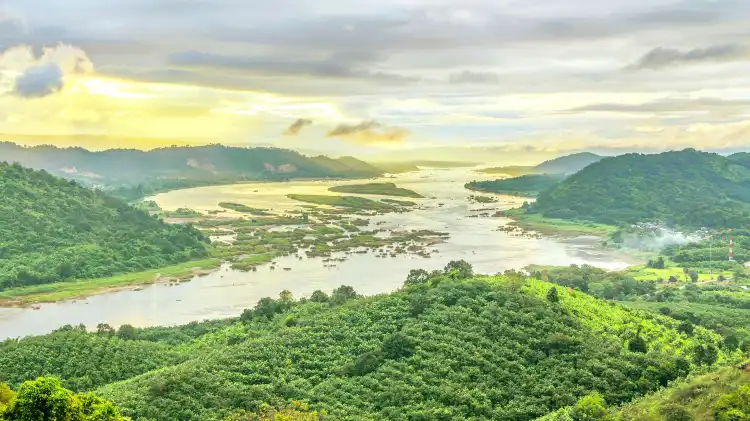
[{"x1": 0, "y1": 167, "x2": 636, "y2": 340}]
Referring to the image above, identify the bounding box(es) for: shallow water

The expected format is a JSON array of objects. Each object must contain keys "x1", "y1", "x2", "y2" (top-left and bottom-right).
[{"x1": 0, "y1": 167, "x2": 634, "y2": 340}]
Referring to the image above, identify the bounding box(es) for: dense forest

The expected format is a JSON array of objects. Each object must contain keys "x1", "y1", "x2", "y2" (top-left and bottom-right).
[
  {"x1": 532, "y1": 149, "x2": 750, "y2": 228},
  {"x1": 0, "y1": 143, "x2": 387, "y2": 200},
  {"x1": 0, "y1": 262, "x2": 736, "y2": 420},
  {"x1": 465, "y1": 174, "x2": 564, "y2": 197},
  {"x1": 0, "y1": 163, "x2": 208, "y2": 289}
]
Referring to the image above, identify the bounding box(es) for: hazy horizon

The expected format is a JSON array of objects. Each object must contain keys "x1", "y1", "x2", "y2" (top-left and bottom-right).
[{"x1": 1, "y1": 0, "x2": 749, "y2": 157}]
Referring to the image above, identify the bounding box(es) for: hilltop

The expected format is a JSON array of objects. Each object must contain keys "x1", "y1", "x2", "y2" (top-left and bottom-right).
[
  {"x1": 479, "y1": 152, "x2": 604, "y2": 176},
  {"x1": 0, "y1": 263, "x2": 728, "y2": 420},
  {"x1": 531, "y1": 149, "x2": 750, "y2": 228},
  {"x1": 0, "y1": 143, "x2": 386, "y2": 199},
  {"x1": 0, "y1": 163, "x2": 208, "y2": 290}
]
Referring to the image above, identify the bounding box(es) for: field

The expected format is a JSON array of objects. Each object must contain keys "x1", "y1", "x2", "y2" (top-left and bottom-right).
[{"x1": 627, "y1": 266, "x2": 734, "y2": 282}]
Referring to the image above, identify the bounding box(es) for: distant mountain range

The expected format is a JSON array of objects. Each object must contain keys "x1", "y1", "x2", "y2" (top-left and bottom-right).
[
  {"x1": 532, "y1": 149, "x2": 750, "y2": 227},
  {"x1": 478, "y1": 152, "x2": 605, "y2": 176},
  {"x1": 0, "y1": 142, "x2": 392, "y2": 199}
]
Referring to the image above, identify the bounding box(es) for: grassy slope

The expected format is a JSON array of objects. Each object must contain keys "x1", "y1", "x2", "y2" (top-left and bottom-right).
[
  {"x1": 503, "y1": 208, "x2": 618, "y2": 237},
  {"x1": 328, "y1": 182, "x2": 423, "y2": 198},
  {"x1": 0, "y1": 259, "x2": 220, "y2": 306},
  {"x1": 616, "y1": 367, "x2": 750, "y2": 421}
]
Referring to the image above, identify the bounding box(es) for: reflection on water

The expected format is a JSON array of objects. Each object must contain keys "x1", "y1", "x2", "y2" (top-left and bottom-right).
[{"x1": 0, "y1": 168, "x2": 634, "y2": 340}]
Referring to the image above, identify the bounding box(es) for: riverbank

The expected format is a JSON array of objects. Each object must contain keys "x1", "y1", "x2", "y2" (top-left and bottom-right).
[
  {"x1": 0, "y1": 259, "x2": 221, "y2": 307},
  {"x1": 502, "y1": 208, "x2": 618, "y2": 237}
]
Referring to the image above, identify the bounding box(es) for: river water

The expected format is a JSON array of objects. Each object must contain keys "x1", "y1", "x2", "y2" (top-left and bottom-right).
[{"x1": 0, "y1": 167, "x2": 635, "y2": 340}]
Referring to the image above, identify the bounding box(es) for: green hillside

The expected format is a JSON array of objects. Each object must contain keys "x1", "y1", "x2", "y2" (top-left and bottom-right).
[
  {"x1": 532, "y1": 149, "x2": 750, "y2": 227},
  {"x1": 615, "y1": 366, "x2": 750, "y2": 421},
  {"x1": 0, "y1": 143, "x2": 384, "y2": 200},
  {"x1": 465, "y1": 174, "x2": 564, "y2": 197},
  {"x1": 0, "y1": 163, "x2": 208, "y2": 289},
  {"x1": 0, "y1": 264, "x2": 729, "y2": 420}
]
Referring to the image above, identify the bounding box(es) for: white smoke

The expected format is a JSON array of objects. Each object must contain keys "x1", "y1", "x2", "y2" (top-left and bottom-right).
[{"x1": 619, "y1": 226, "x2": 701, "y2": 251}]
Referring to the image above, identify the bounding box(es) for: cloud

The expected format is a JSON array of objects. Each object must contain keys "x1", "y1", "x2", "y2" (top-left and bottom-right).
[
  {"x1": 283, "y1": 118, "x2": 312, "y2": 136},
  {"x1": 1, "y1": 44, "x2": 94, "y2": 98},
  {"x1": 568, "y1": 97, "x2": 750, "y2": 115},
  {"x1": 629, "y1": 44, "x2": 749, "y2": 70},
  {"x1": 327, "y1": 121, "x2": 410, "y2": 144},
  {"x1": 449, "y1": 71, "x2": 499, "y2": 84},
  {"x1": 12, "y1": 63, "x2": 64, "y2": 97},
  {"x1": 168, "y1": 50, "x2": 417, "y2": 82}
]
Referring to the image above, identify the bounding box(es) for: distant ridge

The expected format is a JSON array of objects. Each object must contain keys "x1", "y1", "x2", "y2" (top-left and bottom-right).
[
  {"x1": 478, "y1": 152, "x2": 604, "y2": 176},
  {"x1": 0, "y1": 142, "x2": 389, "y2": 199}
]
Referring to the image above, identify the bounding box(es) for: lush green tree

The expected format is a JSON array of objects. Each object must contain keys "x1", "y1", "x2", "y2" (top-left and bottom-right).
[
  {"x1": 572, "y1": 393, "x2": 610, "y2": 421},
  {"x1": 547, "y1": 286, "x2": 560, "y2": 303},
  {"x1": 1, "y1": 377, "x2": 123, "y2": 421},
  {"x1": 381, "y1": 332, "x2": 416, "y2": 360},
  {"x1": 330, "y1": 285, "x2": 358, "y2": 305},
  {"x1": 443, "y1": 260, "x2": 473, "y2": 279},
  {"x1": 116, "y1": 324, "x2": 137, "y2": 341},
  {"x1": 309, "y1": 290, "x2": 329, "y2": 303},
  {"x1": 714, "y1": 385, "x2": 750, "y2": 421}
]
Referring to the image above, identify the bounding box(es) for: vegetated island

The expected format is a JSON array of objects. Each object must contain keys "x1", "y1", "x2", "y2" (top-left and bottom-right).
[
  {"x1": 218, "y1": 202, "x2": 273, "y2": 216},
  {"x1": 465, "y1": 174, "x2": 564, "y2": 197},
  {"x1": 0, "y1": 261, "x2": 741, "y2": 420},
  {"x1": 328, "y1": 182, "x2": 423, "y2": 198},
  {"x1": 286, "y1": 194, "x2": 409, "y2": 213}
]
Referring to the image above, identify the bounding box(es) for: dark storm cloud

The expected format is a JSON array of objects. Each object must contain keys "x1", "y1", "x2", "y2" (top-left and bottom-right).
[
  {"x1": 283, "y1": 118, "x2": 313, "y2": 136},
  {"x1": 327, "y1": 121, "x2": 410, "y2": 144},
  {"x1": 630, "y1": 44, "x2": 749, "y2": 69},
  {"x1": 12, "y1": 64, "x2": 64, "y2": 97}
]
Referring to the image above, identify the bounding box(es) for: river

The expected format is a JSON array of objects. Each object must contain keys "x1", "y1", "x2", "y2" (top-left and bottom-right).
[{"x1": 0, "y1": 167, "x2": 636, "y2": 340}]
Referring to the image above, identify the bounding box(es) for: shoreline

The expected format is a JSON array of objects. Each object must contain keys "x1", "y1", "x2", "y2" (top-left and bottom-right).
[{"x1": 0, "y1": 258, "x2": 221, "y2": 308}]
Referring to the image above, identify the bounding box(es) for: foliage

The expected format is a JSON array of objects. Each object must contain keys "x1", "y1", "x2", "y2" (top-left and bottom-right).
[
  {"x1": 572, "y1": 393, "x2": 611, "y2": 421},
  {"x1": 532, "y1": 149, "x2": 750, "y2": 228},
  {"x1": 465, "y1": 174, "x2": 564, "y2": 197},
  {"x1": 328, "y1": 182, "x2": 423, "y2": 198},
  {"x1": 616, "y1": 367, "x2": 750, "y2": 421},
  {"x1": 714, "y1": 385, "x2": 750, "y2": 421},
  {"x1": 0, "y1": 377, "x2": 123, "y2": 421},
  {"x1": 0, "y1": 163, "x2": 208, "y2": 290}
]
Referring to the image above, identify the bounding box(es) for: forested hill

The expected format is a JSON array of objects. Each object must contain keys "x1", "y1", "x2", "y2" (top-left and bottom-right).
[
  {"x1": 0, "y1": 264, "x2": 728, "y2": 420},
  {"x1": 0, "y1": 163, "x2": 208, "y2": 289},
  {"x1": 0, "y1": 143, "x2": 385, "y2": 195},
  {"x1": 532, "y1": 149, "x2": 750, "y2": 227},
  {"x1": 534, "y1": 152, "x2": 604, "y2": 174}
]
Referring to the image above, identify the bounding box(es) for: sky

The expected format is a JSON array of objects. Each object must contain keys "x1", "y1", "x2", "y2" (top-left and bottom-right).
[{"x1": 0, "y1": 0, "x2": 749, "y2": 161}]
